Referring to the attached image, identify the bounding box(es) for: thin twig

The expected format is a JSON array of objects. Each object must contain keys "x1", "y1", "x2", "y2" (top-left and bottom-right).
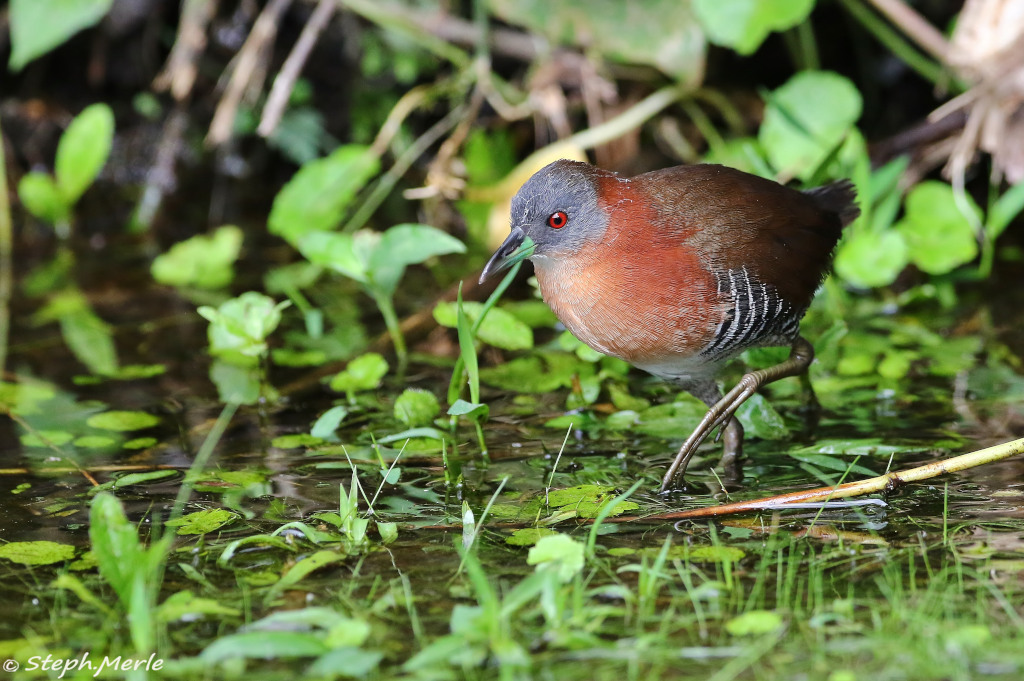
[
  {"x1": 650, "y1": 437, "x2": 1024, "y2": 520},
  {"x1": 258, "y1": 0, "x2": 338, "y2": 137},
  {"x1": 865, "y1": 0, "x2": 951, "y2": 63},
  {"x1": 153, "y1": 0, "x2": 218, "y2": 101},
  {"x1": 207, "y1": 0, "x2": 293, "y2": 147}
]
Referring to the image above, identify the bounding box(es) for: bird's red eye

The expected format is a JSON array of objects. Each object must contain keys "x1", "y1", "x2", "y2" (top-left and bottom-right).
[{"x1": 547, "y1": 211, "x2": 568, "y2": 229}]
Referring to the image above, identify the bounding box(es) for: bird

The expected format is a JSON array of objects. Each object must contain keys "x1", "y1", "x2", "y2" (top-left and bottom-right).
[{"x1": 479, "y1": 159, "x2": 859, "y2": 492}]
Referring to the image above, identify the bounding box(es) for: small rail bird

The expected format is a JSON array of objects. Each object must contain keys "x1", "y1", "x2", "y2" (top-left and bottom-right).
[{"x1": 480, "y1": 159, "x2": 859, "y2": 492}]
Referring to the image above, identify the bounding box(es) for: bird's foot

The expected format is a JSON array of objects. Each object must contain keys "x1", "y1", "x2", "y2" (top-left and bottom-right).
[{"x1": 659, "y1": 379, "x2": 755, "y2": 493}]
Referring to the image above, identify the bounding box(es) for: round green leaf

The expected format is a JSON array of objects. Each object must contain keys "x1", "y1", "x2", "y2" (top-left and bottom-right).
[
  {"x1": 394, "y1": 388, "x2": 441, "y2": 427},
  {"x1": 86, "y1": 410, "x2": 160, "y2": 432},
  {"x1": 330, "y1": 352, "x2": 389, "y2": 394},
  {"x1": 17, "y1": 173, "x2": 69, "y2": 224},
  {"x1": 760, "y1": 71, "x2": 863, "y2": 181},
  {"x1": 895, "y1": 181, "x2": 980, "y2": 275},
  {"x1": 834, "y1": 229, "x2": 909, "y2": 288},
  {"x1": 725, "y1": 610, "x2": 784, "y2": 636},
  {"x1": 694, "y1": 0, "x2": 815, "y2": 55}
]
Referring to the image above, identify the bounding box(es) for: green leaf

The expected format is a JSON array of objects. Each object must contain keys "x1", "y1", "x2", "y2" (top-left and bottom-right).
[
  {"x1": 18, "y1": 173, "x2": 69, "y2": 224},
  {"x1": 369, "y1": 224, "x2": 466, "y2": 296},
  {"x1": 688, "y1": 545, "x2": 746, "y2": 563},
  {"x1": 165, "y1": 509, "x2": 239, "y2": 535},
  {"x1": 434, "y1": 301, "x2": 533, "y2": 351},
  {"x1": 694, "y1": 0, "x2": 815, "y2": 55},
  {"x1": 447, "y1": 399, "x2": 489, "y2": 421},
  {"x1": 760, "y1": 71, "x2": 863, "y2": 181},
  {"x1": 310, "y1": 406, "x2": 349, "y2": 439},
  {"x1": 199, "y1": 292, "x2": 291, "y2": 360},
  {"x1": 268, "y1": 145, "x2": 380, "y2": 245},
  {"x1": 86, "y1": 410, "x2": 159, "y2": 431},
  {"x1": 489, "y1": 0, "x2": 706, "y2": 85},
  {"x1": 209, "y1": 360, "x2": 262, "y2": 405},
  {"x1": 895, "y1": 181, "x2": 980, "y2": 274},
  {"x1": 200, "y1": 632, "x2": 329, "y2": 663},
  {"x1": 55, "y1": 103, "x2": 115, "y2": 204},
  {"x1": 151, "y1": 225, "x2": 244, "y2": 289},
  {"x1": 505, "y1": 528, "x2": 559, "y2": 546},
  {"x1": 297, "y1": 230, "x2": 373, "y2": 285},
  {"x1": 310, "y1": 648, "x2": 383, "y2": 678},
  {"x1": 8, "y1": 0, "x2": 114, "y2": 71},
  {"x1": 157, "y1": 590, "x2": 241, "y2": 623},
  {"x1": 267, "y1": 550, "x2": 347, "y2": 599},
  {"x1": 735, "y1": 393, "x2": 788, "y2": 440},
  {"x1": 725, "y1": 610, "x2": 784, "y2": 636},
  {"x1": 0, "y1": 380, "x2": 57, "y2": 416},
  {"x1": 111, "y1": 470, "x2": 177, "y2": 487},
  {"x1": 394, "y1": 388, "x2": 441, "y2": 427},
  {"x1": 329, "y1": 353, "x2": 389, "y2": 394},
  {"x1": 89, "y1": 493, "x2": 149, "y2": 607},
  {"x1": 479, "y1": 352, "x2": 585, "y2": 393},
  {"x1": 36, "y1": 290, "x2": 119, "y2": 375},
  {"x1": 0, "y1": 540, "x2": 75, "y2": 565},
  {"x1": 786, "y1": 451, "x2": 875, "y2": 477},
  {"x1": 527, "y1": 533, "x2": 585, "y2": 582},
  {"x1": 834, "y1": 229, "x2": 909, "y2": 288}
]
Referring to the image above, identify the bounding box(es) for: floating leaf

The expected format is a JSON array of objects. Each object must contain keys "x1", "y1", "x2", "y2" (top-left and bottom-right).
[
  {"x1": 725, "y1": 610, "x2": 784, "y2": 636},
  {"x1": 112, "y1": 470, "x2": 178, "y2": 487},
  {"x1": 688, "y1": 545, "x2": 746, "y2": 563},
  {"x1": 506, "y1": 528, "x2": 559, "y2": 547},
  {"x1": 0, "y1": 540, "x2": 75, "y2": 565},
  {"x1": 86, "y1": 410, "x2": 159, "y2": 432},
  {"x1": 272, "y1": 434, "x2": 325, "y2": 449},
  {"x1": 166, "y1": 509, "x2": 239, "y2": 535}
]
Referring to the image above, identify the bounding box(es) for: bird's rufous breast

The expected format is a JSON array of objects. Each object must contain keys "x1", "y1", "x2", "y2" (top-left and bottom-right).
[{"x1": 532, "y1": 174, "x2": 726, "y2": 369}]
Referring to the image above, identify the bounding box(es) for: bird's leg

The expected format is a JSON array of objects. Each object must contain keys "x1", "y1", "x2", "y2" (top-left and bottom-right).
[{"x1": 660, "y1": 336, "x2": 815, "y2": 493}]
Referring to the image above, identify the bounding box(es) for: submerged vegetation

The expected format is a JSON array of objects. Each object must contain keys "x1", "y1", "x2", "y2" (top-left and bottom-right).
[{"x1": 1, "y1": 0, "x2": 1024, "y2": 678}]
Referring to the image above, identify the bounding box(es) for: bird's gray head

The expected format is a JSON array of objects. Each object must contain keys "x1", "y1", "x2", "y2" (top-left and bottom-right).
[{"x1": 480, "y1": 159, "x2": 612, "y2": 282}]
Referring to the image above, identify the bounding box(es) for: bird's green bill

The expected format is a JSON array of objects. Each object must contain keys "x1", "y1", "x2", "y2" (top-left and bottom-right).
[{"x1": 479, "y1": 229, "x2": 535, "y2": 283}]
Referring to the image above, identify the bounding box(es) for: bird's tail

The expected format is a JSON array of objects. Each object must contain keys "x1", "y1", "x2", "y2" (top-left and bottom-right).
[{"x1": 804, "y1": 180, "x2": 860, "y2": 227}]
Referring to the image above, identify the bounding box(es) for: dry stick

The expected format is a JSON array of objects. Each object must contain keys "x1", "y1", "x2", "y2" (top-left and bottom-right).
[
  {"x1": 409, "y1": 438, "x2": 1024, "y2": 531},
  {"x1": 865, "y1": 0, "x2": 951, "y2": 63},
  {"x1": 207, "y1": 0, "x2": 293, "y2": 147},
  {"x1": 258, "y1": 0, "x2": 337, "y2": 137},
  {"x1": 153, "y1": 0, "x2": 217, "y2": 101},
  {"x1": 637, "y1": 437, "x2": 1024, "y2": 521}
]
